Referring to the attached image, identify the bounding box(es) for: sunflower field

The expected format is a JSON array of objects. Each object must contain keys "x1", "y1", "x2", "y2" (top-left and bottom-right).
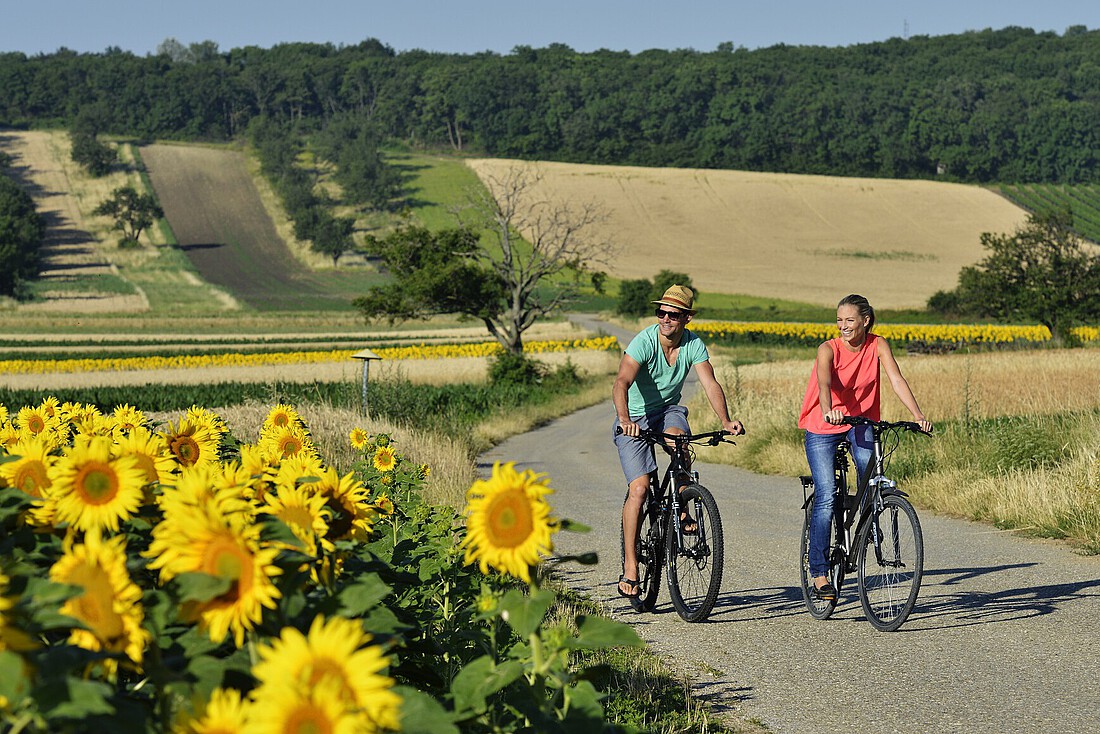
[
  {"x1": 0, "y1": 399, "x2": 640, "y2": 733},
  {"x1": 690, "y1": 320, "x2": 1098, "y2": 351},
  {"x1": 0, "y1": 336, "x2": 621, "y2": 376}
]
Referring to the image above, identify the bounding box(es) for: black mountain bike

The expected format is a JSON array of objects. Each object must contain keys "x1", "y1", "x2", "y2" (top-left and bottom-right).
[
  {"x1": 618, "y1": 427, "x2": 736, "y2": 622},
  {"x1": 799, "y1": 416, "x2": 930, "y2": 632}
]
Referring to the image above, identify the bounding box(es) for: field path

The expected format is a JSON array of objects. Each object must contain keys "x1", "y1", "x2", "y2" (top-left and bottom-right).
[
  {"x1": 482, "y1": 320, "x2": 1100, "y2": 733},
  {"x1": 0, "y1": 130, "x2": 147, "y2": 312}
]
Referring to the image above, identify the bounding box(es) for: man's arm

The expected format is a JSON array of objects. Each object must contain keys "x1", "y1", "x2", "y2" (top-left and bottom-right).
[
  {"x1": 613, "y1": 353, "x2": 643, "y2": 436},
  {"x1": 693, "y1": 360, "x2": 745, "y2": 435}
]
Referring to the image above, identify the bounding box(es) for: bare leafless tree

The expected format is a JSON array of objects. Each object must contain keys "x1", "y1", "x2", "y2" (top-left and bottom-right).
[{"x1": 454, "y1": 164, "x2": 618, "y2": 353}]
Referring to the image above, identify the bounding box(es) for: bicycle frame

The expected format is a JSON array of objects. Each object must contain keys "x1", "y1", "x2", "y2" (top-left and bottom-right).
[
  {"x1": 800, "y1": 419, "x2": 920, "y2": 574},
  {"x1": 641, "y1": 432, "x2": 705, "y2": 550}
]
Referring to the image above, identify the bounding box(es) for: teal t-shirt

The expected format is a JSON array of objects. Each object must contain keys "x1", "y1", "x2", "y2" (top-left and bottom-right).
[{"x1": 625, "y1": 324, "x2": 710, "y2": 417}]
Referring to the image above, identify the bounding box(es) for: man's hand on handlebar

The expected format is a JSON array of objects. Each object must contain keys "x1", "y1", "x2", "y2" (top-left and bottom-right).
[
  {"x1": 617, "y1": 418, "x2": 641, "y2": 437},
  {"x1": 722, "y1": 419, "x2": 746, "y2": 436}
]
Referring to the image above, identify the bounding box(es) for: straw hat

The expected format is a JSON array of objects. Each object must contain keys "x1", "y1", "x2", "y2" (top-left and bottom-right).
[{"x1": 651, "y1": 284, "x2": 696, "y2": 314}]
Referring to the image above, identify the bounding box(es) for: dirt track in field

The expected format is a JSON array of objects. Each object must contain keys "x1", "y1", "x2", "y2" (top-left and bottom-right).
[
  {"x1": 467, "y1": 159, "x2": 1029, "y2": 309},
  {"x1": 0, "y1": 130, "x2": 148, "y2": 313},
  {"x1": 140, "y1": 144, "x2": 376, "y2": 311}
]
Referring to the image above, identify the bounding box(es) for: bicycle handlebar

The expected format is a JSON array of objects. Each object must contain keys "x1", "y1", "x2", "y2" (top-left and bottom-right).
[
  {"x1": 614, "y1": 426, "x2": 737, "y2": 446},
  {"x1": 839, "y1": 415, "x2": 932, "y2": 436}
]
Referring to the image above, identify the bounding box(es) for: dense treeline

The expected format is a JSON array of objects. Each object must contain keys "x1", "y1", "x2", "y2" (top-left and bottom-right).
[
  {"x1": 2, "y1": 25, "x2": 1100, "y2": 183},
  {"x1": 0, "y1": 158, "x2": 45, "y2": 297}
]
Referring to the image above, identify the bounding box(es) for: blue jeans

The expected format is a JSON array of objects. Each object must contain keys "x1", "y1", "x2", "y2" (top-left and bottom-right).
[{"x1": 805, "y1": 426, "x2": 873, "y2": 577}]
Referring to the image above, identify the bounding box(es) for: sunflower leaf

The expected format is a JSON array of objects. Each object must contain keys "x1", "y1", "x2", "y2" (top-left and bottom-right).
[
  {"x1": 336, "y1": 572, "x2": 392, "y2": 616},
  {"x1": 37, "y1": 676, "x2": 116, "y2": 718},
  {"x1": 394, "y1": 685, "x2": 459, "y2": 734},
  {"x1": 566, "y1": 615, "x2": 644, "y2": 650},
  {"x1": 450, "y1": 655, "x2": 524, "y2": 716},
  {"x1": 499, "y1": 588, "x2": 555, "y2": 637},
  {"x1": 174, "y1": 572, "x2": 232, "y2": 603}
]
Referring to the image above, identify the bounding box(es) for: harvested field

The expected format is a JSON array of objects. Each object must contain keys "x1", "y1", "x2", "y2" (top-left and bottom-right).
[
  {"x1": 141, "y1": 144, "x2": 384, "y2": 311},
  {"x1": 466, "y1": 159, "x2": 1029, "y2": 309}
]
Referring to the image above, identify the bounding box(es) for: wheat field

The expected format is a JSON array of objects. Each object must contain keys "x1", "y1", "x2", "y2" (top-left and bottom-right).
[{"x1": 466, "y1": 158, "x2": 1028, "y2": 309}]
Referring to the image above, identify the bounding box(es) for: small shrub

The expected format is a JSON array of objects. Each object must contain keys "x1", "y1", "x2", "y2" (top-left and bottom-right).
[
  {"x1": 616, "y1": 278, "x2": 653, "y2": 317},
  {"x1": 489, "y1": 351, "x2": 546, "y2": 386}
]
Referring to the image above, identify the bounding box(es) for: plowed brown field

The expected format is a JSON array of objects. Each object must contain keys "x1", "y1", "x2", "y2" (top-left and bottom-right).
[
  {"x1": 467, "y1": 159, "x2": 1029, "y2": 309},
  {"x1": 141, "y1": 144, "x2": 383, "y2": 311}
]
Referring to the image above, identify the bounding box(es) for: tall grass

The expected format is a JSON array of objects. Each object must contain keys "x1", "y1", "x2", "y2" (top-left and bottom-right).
[{"x1": 689, "y1": 348, "x2": 1100, "y2": 552}]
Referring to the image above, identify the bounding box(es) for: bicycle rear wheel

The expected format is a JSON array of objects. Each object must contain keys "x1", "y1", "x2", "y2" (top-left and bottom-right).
[
  {"x1": 621, "y1": 495, "x2": 662, "y2": 611},
  {"x1": 799, "y1": 497, "x2": 842, "y2": 619},
  {"x1": 856, "y1": 494, "x2": 923, "y2": 632},
  {"x1": 665, "y1": 483, "x2": 723, "y2": 622}
]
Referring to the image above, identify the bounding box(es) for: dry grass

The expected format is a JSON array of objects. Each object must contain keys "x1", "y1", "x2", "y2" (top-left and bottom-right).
[
  {"x1": 466, "y1": 158, "x2": 1027, "y2": 309},
  {"x1": 686, "y1": 347, "x2": 1100, "y2": 477},
  {"x1": 911, "y1": 414, "x2": 1100, "y2": 552}
]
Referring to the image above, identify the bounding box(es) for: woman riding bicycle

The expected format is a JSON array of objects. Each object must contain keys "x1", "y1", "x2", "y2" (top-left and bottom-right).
[{"x1": 798, "y1": 294, "x2": 932, "y2": 601}]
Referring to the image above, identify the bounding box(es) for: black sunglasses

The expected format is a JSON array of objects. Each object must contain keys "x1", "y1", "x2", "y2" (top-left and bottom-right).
[{"x1": 655, "y1": 308, "x2": 688, "y2": 321}]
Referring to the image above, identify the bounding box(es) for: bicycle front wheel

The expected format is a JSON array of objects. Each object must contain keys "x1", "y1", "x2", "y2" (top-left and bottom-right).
[
  {"x1": 621, "y1": 495, "x2": 662, "y2": 611},
  {"x1": 799, "y1": 497, "x2": 841, "y2": 620},
  {"x1": 856, "y1": 494, "x2": 924, "y2": 632},
  {"x1": 665, "y1": 483, "x2": 724, "y2": 622}
]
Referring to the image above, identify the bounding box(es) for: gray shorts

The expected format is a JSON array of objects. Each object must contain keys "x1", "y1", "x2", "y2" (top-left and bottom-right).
[{"x1": 613, "y1": 404, "x2": 690, "y2": 485}]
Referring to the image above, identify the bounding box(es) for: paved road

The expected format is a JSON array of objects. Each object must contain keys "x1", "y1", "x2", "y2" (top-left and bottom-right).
[{"x1": 480, "y1": 318, "x2": 1100, "y2": 733}]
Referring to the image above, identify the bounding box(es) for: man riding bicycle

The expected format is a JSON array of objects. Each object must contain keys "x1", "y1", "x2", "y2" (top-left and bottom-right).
[{"x1": 612, "y1": 285, "x2": 745, "y2": 603}]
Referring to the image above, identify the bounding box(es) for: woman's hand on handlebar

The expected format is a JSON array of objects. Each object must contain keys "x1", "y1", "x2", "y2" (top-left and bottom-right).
[{"x1": 824, "y1": 408, "x2": 846, "y2": 425}]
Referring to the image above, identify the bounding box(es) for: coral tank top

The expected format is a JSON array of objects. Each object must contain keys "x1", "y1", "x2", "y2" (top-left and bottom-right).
[{"x1": 798, "y1": 333, "x2": 881, "y2": 434}]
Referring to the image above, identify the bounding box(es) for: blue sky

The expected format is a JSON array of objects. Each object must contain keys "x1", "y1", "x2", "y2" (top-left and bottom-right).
[{"x1": 5, "y1": 1, "x2": 1100, "y2": 57}]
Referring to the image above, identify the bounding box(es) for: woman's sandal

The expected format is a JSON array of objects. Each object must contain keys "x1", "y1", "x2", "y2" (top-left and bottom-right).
[
  {"x1": 680, "y1": 513, "x2": 698, "y2": 535},
  {"x1": 617, "y1": 575, "x2": 641, "y2": 598}
]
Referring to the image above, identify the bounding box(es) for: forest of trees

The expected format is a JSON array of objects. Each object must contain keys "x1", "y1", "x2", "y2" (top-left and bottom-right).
[{"x1": 1, "y1": 25, "x2": 1099, "y2": 184}]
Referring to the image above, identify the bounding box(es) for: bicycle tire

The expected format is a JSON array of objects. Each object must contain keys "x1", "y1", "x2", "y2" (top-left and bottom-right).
[
  {"x1": 620, "y1": 495, "x2": 662, "y2": 611},
  {"x1": 856, "y1": 494, "x2": 923, "y2": 632},
  {"x1": 799, "y1": 497, "x2": 841, "y2": 620},
  {"x1": 665, "y1": 483, "x2": 723, "y2": 622}
]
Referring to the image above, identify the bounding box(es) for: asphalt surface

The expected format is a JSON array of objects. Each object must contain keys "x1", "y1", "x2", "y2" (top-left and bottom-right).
[{"x1": 478, "y1": 317, "x2": 1100, "y2": 734}]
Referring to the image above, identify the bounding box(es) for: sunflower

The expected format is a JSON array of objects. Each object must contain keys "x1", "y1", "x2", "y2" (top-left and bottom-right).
[
  {"x1": 49, "y1": 535, "x2": 150, "y2": 669},
  {"x1": 159, "y1": 464, "x2": 254, "y2": 522},
  {"x1": 245, "y1": 677, "x2": 359, "y2": 734},
  {"x1": 38, "y1": 396, "x2": 61, "y2": 417},
  {"x1": 111, "y1": 404, "x2": 148, "y2": 434},
  {"x1": 461, "y1": 462, "x2": 558, "y2": 583},
  {"x1": 159, "y1": 418, "x2": 220, "y2": 470},
  {"x1": 0, "y1": 404, "x2": 9, "y2": 424},
  {"x1": 186, "y1": 405, "x2": 229, "y2": 439},
  {"x1": 0, "y1": 435, "x2": 53, "y2": 498},
  {"x1": 312, "y1": 467, "x2": 378, "y2": 544},
  {"x1": 238, "y1": 444, "x2": 278, "y2": 503},
  {"x1": 181, "y1": 687, "x2": 251, "y2": 734},
  {"x1": 260, "y1": 482, "x2": 329, "y2": 556},
  {"x1": 114, "y1": 426, "x2": 176, "y2": 487},
  {"x1": 251, "y1": 615, "x2": 401, "y2": 732},
  {"x1": 373, "y1": 493, "x2": 394, "y2": 516},
  {"x1": 262, "y1": 404, "x2": 304, "y2": 433},
  {"x1": 372, "y1": 446, "x2": 397, "y2": 473},
  {"x1": 48, "y1": 435, "x2": 147, "y2": 534},
  {"x1": 145, "y1": 503, "x2": 281, "y2": 647},
  {"x1": 348, "y1": 427, "x2": 370, "y2": 451},
  {"x1": 15, "y1": 405, "x2": 59, "y2": 437},
  {"x1": 260, "y1": 424, "x2": 317, "y2": 462}
]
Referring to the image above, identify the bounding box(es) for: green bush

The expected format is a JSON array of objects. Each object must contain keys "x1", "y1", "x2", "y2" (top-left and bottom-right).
[{"x1": 488, "y1": 351, "x2": 545, "y2": 386}]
